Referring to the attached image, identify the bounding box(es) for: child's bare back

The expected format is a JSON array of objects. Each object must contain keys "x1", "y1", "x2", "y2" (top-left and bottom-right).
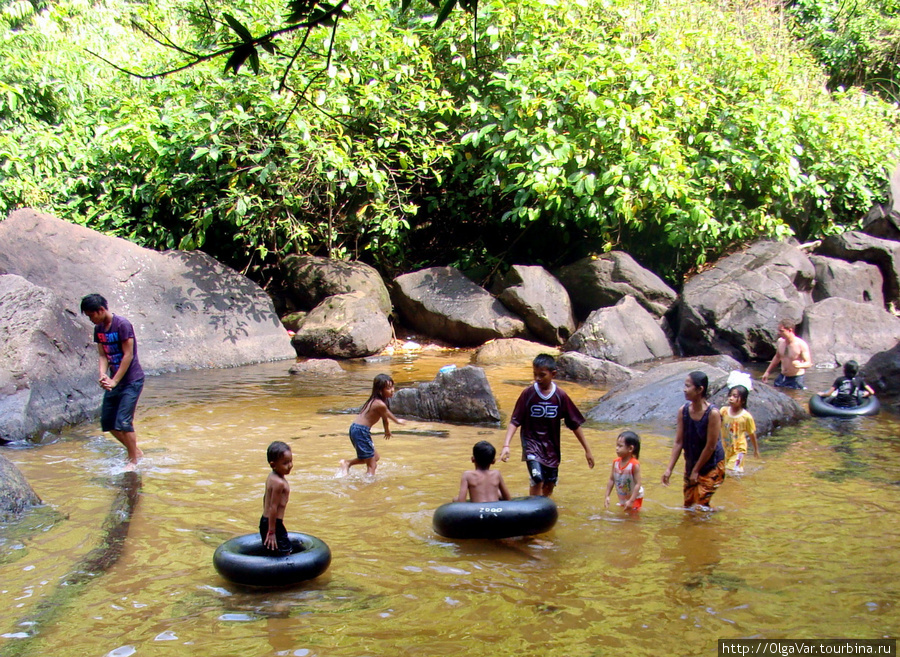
[
  {"x1": 456, "y1": 440, "x2": 511, "y2": 503},
  {"x1": 457, "y1": 468, "x2": 511, "y2": 503},
  {"x1": 354, "y1": 398, "x2": 397, "y2": 429}
]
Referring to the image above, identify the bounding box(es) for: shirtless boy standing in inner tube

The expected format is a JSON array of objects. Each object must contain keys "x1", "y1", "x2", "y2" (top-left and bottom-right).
[{"x1": 261, "y1": 441, "x2": 293, "y2": 556}]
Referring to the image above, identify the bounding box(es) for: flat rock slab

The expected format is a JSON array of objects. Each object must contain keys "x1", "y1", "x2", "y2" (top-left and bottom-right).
[{"x1": 0, "y1": 210, "x2": 294, "y2": 374}]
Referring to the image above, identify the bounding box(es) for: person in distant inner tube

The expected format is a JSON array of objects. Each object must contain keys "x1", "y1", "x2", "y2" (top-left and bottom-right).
[{"x1": 818, "y1": 360, "x2": 876, "y2": 408}]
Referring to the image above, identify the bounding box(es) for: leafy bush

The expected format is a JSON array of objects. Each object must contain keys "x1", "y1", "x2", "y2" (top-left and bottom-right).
[
  {"x1": 0, "y1": 0, "x2": 897, "y2": 286},
  {"x1": 786, "y1": 0, "x2": 900, "y2": 101},
  {"x1": 418, "y1": 0, "x2": 900, "y2": 279}
]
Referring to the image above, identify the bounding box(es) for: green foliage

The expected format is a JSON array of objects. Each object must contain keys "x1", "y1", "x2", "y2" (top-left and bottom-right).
[
  {"x1": 0, "y1": 0, "x2": 458, "y2": 276},
  {"x1": 419, "y1": 0, "x2": 899, "y2": 277},
  {"x1": 787, "y1": 0, "x2": 900, "y2": 100},
  {"x1": 0, "y1": 0, "x2": 897, "y2": 285}
]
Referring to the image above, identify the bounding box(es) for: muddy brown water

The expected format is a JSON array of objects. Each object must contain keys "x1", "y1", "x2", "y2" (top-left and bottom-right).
[{"x1": 1, "y1": 353, "x2": 898, "y2": 656}]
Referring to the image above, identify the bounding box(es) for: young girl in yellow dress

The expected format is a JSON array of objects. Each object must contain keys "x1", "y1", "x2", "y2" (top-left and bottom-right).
[{"x1": 720, "y1": 384, "x2": 759, "y2": 473}]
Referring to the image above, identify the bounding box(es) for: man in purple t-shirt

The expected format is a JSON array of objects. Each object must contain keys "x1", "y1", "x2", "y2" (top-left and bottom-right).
[
  {"x1": 500, "y1": 354, "x2": 594, "y2": 496},
  {"x1": 81, "y1": 294, "x2": 145, "y2": 469}
]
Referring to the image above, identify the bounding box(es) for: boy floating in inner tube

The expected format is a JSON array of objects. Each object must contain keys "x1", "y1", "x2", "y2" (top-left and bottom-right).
[
  {"x1": 455, "y1": 441, "x2": 511, "y2": 503},
  {"x1": 500, "y1": 354, "x2": 595, "y2": 497},
  {"x1": 261, "y1": 441, "x2": 293, "y2": 556},
  {"x1": 818, "y1": 360, "x2": 876, "y2": 408}
]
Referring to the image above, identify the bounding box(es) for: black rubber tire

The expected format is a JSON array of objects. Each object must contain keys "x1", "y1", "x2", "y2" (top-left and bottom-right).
[
  {"x1": 432, "y1": 496, "x2": 558, "y2": 539},
  {"x1": 809, "y1": 394, "x2": 880, "y2": 418},
  {"x1": 213, "y1": 532, "x2": 331, "y2": 587}
]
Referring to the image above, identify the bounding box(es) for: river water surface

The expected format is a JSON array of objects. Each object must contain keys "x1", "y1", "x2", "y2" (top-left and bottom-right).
[{"x1": 1, "y1": 353, "x2": 898, "y2": 657}]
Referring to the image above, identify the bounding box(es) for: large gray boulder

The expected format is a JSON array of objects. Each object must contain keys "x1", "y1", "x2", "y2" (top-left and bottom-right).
[
  {"x1": 676, "y1": 240, "x2": 815, "y2": 360},
  {"x1": 281, "y1": 254, "x2": 392, "y2": 315},
  {"x1": 391, "y1": 267, "x2": 525, "y2": 346},
  {"x1": 0, "y1": 210, "x2": 294, "y2": 442},
  {"x1": 495, "y1": 265, "x2": 576, "y2": 346},
  {"x1": 473, "y1": 339, "x2": 557, "y2": 366},
  {"x1": 556, "y1": 252, "x2": 677, "y2": 319},
  {"x1": 0, "y1": 210, "x2": 294, "y2": 374},
  {"x1": 390, "y1": 365, "x2": 501, "y2": 424},
  {"x1": 0, "y1": 276, "x2": 97, "y2": 442},
  {"x1": 800, "y1": 297, "x2": 900, "y2": 368},
  {"x1": 586, "y1": 360, "x2": 805, "y2": 437},
  {"x1": 0, "y1": 453, "x2": 41, "y2": 521},
  {"x1": 863, "y1": 343, "x2": 900, "y2": 402},
  {"x1": 556, "y1": 351, "x2": 637, "y2": 387},
  {"x1": 563, "y1": 296, "x2": 673, "y2": 366},
  {"x1": 810, "y1": 255, "x2": 884, "y2": 306},
  {"x1": 815, "y1": 231, "x2": 900, "y2": 304},
  {"x1": 291, "y1": 292, "x2": 392, "y2": 359}
]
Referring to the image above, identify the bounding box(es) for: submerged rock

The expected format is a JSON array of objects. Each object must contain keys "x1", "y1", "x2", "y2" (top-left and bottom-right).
[
  {"x1": 0, "y1": 453, "x2": 41, "y2": 521},
  {"x1": 391, "y1": 365, "x2": 501, "y2": 424}
]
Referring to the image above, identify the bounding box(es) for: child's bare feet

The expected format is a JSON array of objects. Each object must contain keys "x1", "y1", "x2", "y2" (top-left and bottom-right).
[{"x1": 339, "y1": 459, "x2": 350, "y2": 476}]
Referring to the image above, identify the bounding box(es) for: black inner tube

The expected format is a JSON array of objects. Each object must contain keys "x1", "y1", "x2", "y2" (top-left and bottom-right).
[
  {"x1": 809, "y1": 394, "x2": 880, "y2": 418},
  {"x1": 213, "y1": 532, "x2": 331, "y2": 587},
  {"x1": 433, "y1": 496, "x2": 558, "y2": 540}
]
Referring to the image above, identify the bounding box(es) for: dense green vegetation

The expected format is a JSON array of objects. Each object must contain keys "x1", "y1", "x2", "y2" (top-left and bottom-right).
[
  {"x1": 787, "y1": 0, "x2": 900, "y2": 100},
  {"x1": 0, "y1": 0, "x2": 897, "y2": 287}
]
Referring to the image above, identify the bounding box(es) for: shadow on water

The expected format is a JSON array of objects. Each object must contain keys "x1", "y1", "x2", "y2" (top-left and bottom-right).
[{"x1": 0, "y1": 472, "x2": 142, "y2": 657}]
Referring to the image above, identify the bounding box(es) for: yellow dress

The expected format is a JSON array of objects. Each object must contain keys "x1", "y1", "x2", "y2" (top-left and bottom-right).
[{"x1": 719, "y1": 407, "x2": 756, "y2": 472}]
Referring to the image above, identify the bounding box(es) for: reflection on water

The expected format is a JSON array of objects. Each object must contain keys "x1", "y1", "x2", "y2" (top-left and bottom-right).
[{"x1": 1, "y1": 355, "x2": 899, "y2": 657}]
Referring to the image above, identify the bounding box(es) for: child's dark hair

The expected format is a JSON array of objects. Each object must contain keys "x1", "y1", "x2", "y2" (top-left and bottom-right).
[
  {"x1": 688, "y1": 371, "x2": 709, "y2": 398},
  {"x1": 533, "y1": 353, "x2": 558, "y2": 372},
  {"x1": 80, "y1": 294, "x2": 108, "y2": 314},
  {"x1": 619, "y1": 430, "x2": 641, "y2": 459},
  {"x1": 843, "y1": 360, "x2": 860, "y2": 378},
  {"x1": 729, "y1": 385, "x2": 749, "y2": 409},
  {"x1": 361, "y1": 373, "x2": 394, "y2": 412},
  {"x1": 472, "y1": 440, "x2": 496, "y2": 468},
  {"x1": 267, "y1": 440, "x2": 291, "y2": 464}
]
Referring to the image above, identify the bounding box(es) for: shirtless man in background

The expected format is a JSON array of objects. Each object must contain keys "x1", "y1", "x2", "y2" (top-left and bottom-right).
[{"x1": 762, "y1": 319, "x2": 813, "y2": 389}]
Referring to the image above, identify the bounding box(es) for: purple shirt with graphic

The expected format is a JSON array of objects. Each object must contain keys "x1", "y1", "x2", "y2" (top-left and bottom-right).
[
  {"x1": 94, "y1": 314, "x2": 144, "y2": 385},
  {"x1": 510, "y1": 382, "x2": 585, "y2": 468}
]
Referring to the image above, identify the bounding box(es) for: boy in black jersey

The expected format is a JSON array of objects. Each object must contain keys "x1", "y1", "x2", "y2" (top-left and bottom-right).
[
  {"x1": 818, "y1": 360, "x2": 876, "y2": 408},
  {"x1": 500, "y1": 354, "x2": 594, "y2": 496}
]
